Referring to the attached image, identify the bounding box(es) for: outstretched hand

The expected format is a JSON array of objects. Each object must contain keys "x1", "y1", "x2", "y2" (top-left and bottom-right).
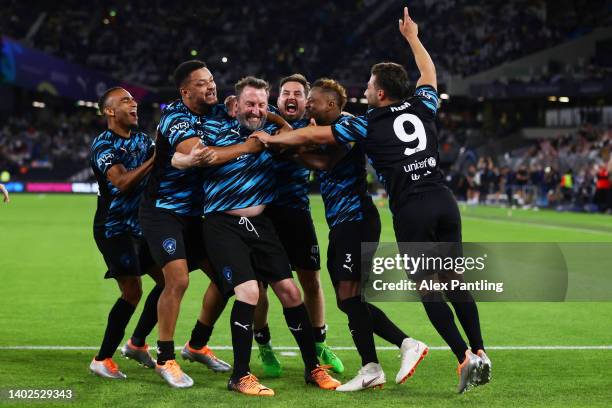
[
  {"x1": 250, "y1": 131, "x2": 273, "y2": 147},
  {"x1": 398, "y1": 6, "x2": 418, "y2": 40}
]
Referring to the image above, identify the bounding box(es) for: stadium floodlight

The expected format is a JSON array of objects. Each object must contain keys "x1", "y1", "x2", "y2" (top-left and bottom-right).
[
  {"x1": 548, "y1": 96, "x2": 557, "y2": 102},
  {"x1": 349, "y1": 97, "x2": 357, "y2": 103},
  {"x1": 190, "y1": 49, "x2": 198, "y2": 56},
  {"x1": 32, "y1": 101, "x2": 45, "y2": 108},
  {"x1": 559, "y1": 96, "x2": 570, "y2": 103},
  {"x1": 440, "y1": 93, "x2": 449, "y2": 100},
  {"x1": 359, "y1": 98, "x2": 368, "y2": 104},
  {"x1": 103, "y1": 18, "x2": 110, "y2": 25},
  {"x1": 77, "y1": 100, "x2": 86, "y2": 106}
]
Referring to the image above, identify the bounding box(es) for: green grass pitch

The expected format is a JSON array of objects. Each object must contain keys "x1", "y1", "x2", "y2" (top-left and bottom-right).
[{"x1": 1, "y1": 194, "x2": 611, "y2": 407}]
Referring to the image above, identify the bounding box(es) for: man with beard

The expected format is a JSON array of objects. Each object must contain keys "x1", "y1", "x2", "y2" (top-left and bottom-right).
[
  {"x1": 139, "y1": 60, "x2": 263, "y2": 388},
  {"x1": 252, "y1": 8, "x2": 490, "y2": 393},
  {"x1": 282, "y1": 78, "x2": 428, "y2": 391},
  {"x1": 190, "y1": 76, "x2": 341, "y2": 396},
  {"x1": 89, "y1": 87, "x2": 164, "y2": 379},
  {"x1": 254, "y1": 74, "x2": 343, "y2": 377}
]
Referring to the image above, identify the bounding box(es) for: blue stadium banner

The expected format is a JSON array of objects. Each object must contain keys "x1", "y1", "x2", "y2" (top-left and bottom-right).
[{"x1": 0, "y1": 36, "x2": 151, "y2": 101}]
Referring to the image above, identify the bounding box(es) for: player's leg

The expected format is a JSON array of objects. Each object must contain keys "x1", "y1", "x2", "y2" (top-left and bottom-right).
[
  {"x1": 182, "y1": 239, "x2": 231, "y2": 373},
  {"x1": 395, "y1": 190, "x2": 478, "y2": 393},
  {"x1": 435, "y1": 188, "x2": 490, "y2": 387},
  {"x1": 268, "y1": 278, "x2": 340, "y2": 390},
  {"x1": 203, "y1": 213, "x2": 273, "y2": 396},
  {"x1": 252, "y1": 213, "x2": 339, "y2": 390},
  {"x1": 90, "y1": 233, "x2": 143, "y2": 379},
  {"x1": 138, "y1": 207, "x2": 194, "y2": 387},
  {"x1": 252, "y1": 281, "x2": 282, "y2": 377},
  {"x1": 122, "y1": 240, "x2": 163, "y2": 368}
]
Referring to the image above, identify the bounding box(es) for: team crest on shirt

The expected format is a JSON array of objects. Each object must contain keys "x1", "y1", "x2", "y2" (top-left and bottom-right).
[
  {"x1": 162, "y1": 238, "x2": 177, "y2": 255},
  {"x1": 120, "y1": 253, "x2": 133, "y2": 267},
  {"x1": 223, "y1": 266, "x2": 233, "y2": 283}
]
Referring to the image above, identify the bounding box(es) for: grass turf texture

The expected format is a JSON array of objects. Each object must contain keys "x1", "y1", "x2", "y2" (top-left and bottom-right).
[{"x1": 0, "y1": 194, "x2": 611, "y2": 407}]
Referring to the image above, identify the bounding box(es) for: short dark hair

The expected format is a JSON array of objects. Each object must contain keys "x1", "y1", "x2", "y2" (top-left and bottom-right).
[
  {"x1": 279, "y1": 73, "x2": 310, "y2": 95},
  {"x1": 235, "y1": 76, "x2": 270, "y2": 98},
  {"x1": 371, "y1": 62, "x2": 410, "y2": 101},
  {"x1": 312, "y1": 78, "x2": 347, "y2": 110},
  {"x1": 97, "y1": 87, "x2": 124, "y2": 116},
  {"x1": 173, "y1": 60, "x2": 207, "y2": 90}
]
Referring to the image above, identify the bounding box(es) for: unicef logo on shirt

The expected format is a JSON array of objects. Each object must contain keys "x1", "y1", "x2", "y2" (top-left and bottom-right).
[
  {"x1": 427, "y1": 157, "x2": 437, "y2": 167},
  {"x1": 162, "y1": 238, "x2": 177, "y2": 255},
  {"x1": 223, "y1": 266, "x2": 233, "y2": 283}
]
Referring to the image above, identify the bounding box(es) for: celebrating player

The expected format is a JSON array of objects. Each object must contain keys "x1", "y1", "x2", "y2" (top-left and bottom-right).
[
  {"x1": 139, "y1": 60, "x2": 262, "y2": 388},
  {"x1": 283, "y1": 78, "x2": 428, "y2": 391},
  {"x1": 252, "y1": 7, "x2": 491, "y2": 393},
  {"x1": 89, "y1": 87, "x2": 164, "y2": 379},
  {"x1": 254, "y1": 74, "x2": 343, "y2": 377},
  {"x1": 192, "y1": 76, "x2": 341, "y2": 396}
]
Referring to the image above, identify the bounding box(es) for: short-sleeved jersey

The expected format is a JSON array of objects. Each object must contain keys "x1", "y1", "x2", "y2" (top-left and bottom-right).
[
  {"x1": 91, "y1": 130, "x2": 154, "y2": 238},
  {"x1": 332, "y1": 85, "x2": 444, "y2": 214},
  {"x1": 271, "y1": 117, "x2": 311, "y2": 210},
  {"x1": 317, "y1": 115, "x2": 372, "y2": 228},
  {"x1": 201, "y1": 121, "x2": 280, "y2": 214},
  {"x1": 142, "y1": 100, "x2": 229, "y2": 216}
]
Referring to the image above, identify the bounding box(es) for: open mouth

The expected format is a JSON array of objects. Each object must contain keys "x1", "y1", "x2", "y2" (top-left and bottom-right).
[
  {"x1": 129, "y1": 109, "x2": 138, "y2": 119},
  {"x1": 205, "y1": 91, "x2": 216, "y2": 99},
  {"x1": 285, "y1": 100, "x2": 297, "y2": 114}
]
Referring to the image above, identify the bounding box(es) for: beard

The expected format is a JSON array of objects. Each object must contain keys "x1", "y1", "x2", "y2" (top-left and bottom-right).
[{"x1": 238, "y1": 112, "x2": 266, "y2": 131}]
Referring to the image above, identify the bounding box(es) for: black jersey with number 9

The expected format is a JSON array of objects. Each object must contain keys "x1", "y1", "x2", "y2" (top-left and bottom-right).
[{"x1": 332, "y1": 84, "x2": 444, "y2": 214}]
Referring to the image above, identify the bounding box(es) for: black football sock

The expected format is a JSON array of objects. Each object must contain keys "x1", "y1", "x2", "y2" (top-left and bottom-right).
[
  {"x1": 189, "y1": 320, "x2": 213, "y2": 350},
  {"x1": 283, "y1": 304, "x2": 318, "y2": 371},
  {"x1": 96, "y1": 298, "x2": 136, "y2": 360},
  {"x1": 253, "y1": 324, "x2": 271, "y2": 345},
  {"x1": 367, "y1": 303, "x2": 409, "y2": 348},
  {"x1": 230, "y1": 300, "x2": 255, "y2": 381},
  {"x1": 312, "y1": 325, "x2": 327, "y2": 343},
  {"x1": 131, "y1": 284, "x2": 163, "y2": 347},
  {"x1": 339, "y1": 297, "x2": 378, "y2": 366},
  {"x1": 156, "y1": 340, "x2": 175, "y2": 365},
  {"x1": 421, "y1": 291, "x2": 468, "y2": 362},
  {"x1": 445, "y1": 289, "x2": 484, "y2": 353}
]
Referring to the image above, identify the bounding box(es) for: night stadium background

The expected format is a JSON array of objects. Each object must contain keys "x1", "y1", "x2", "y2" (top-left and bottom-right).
[{"x1": 1, "y1": 1, "x2": 611, "y2": 406}]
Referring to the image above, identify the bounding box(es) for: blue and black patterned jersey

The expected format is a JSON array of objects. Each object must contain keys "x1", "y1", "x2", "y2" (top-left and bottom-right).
[
  {"x1": 202, "y1": 121, "x2": 280, "y2": 214},
  {"x1": 91, "y1": 129, "x2": 154, "y2": 237},
  {"x1": 270, "y1": 117, "x2": 311, "y2": 210},
  {"x1": 317, "y1": 115, "x2": 373, "y2": 228},
  {"x1": 331, "y1": 85, "x2": 444, "y2": 214},
  {"x1": 142, "y1": 100, "x2": 230, "y2": 216}
]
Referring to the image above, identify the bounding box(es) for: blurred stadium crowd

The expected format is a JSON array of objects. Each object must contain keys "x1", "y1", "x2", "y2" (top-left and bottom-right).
[{"x1": 1, "y1": 0, "x2": 611, "y2": 212}]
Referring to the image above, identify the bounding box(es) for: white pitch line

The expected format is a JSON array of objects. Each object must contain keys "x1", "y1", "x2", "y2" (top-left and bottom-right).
[
  {"x1": 462, "y1": 215, "x2": 612, "y2": 236},
  {"x1": 1, "y1": 345, "x2": 611, "y2": 351}
]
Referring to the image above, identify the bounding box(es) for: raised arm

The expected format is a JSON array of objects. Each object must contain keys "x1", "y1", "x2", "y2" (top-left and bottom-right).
[{"x1": 399, "y1": 6, "x2": 436, "y2": 90}]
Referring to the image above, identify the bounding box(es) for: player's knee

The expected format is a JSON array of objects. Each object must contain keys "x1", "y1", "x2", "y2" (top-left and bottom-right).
[
  {"x1": 274, "y1": 280, "x2": 303, "y2": 307},
  {"x1": 235, "y1": 280, "x2": 259, "y2": 305},
  {"x1": 298, "y1": 274, "x2": 321, "y2": 298},
  {"x1": 165, "y1": 273, "x2": 189, "y2": 295},
  {"x1": 121, "y1": 281, "x2": 142, "y2": 305}
]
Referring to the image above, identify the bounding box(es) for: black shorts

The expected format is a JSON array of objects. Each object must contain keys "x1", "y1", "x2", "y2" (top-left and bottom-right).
[
  {"x1": 203, "y1": 212, "x2": 292, "y2": 296},
  {"x1": 393, "y1": 187, "x2": 461, "y2": 243},
  {"x1": 94, "y1": 231, "x2": 156, "y2": 280},
  {"x1": 139, "y1": 204, "x2": 207, "y2": 271},
  {"x1": 327, "y1": 205, "x2": 381, "y2": 285},
  {"x1": 393, "y1": 187, "x2": 462, "y2": 280},
  {"x1": 265, "y1": 205, "x2": 320, "y2": 271}
]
